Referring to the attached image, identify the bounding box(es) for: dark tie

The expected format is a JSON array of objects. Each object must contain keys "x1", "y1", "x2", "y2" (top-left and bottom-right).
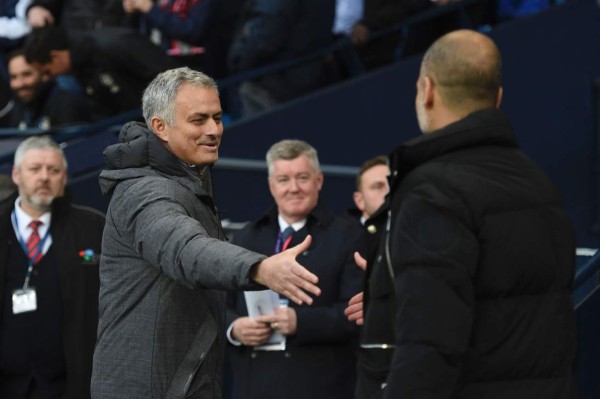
[
  {"x1": 26, "y1": 220, "x2": 43, "y2": 264},
  {"x1": 279, "y1": 226, "x2": 295, "y2": 252}
]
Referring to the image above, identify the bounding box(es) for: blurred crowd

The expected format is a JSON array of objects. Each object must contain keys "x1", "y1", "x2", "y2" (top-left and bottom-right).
[{"x1": 0, "y1": 0, "x2": 554, "y2": 128}]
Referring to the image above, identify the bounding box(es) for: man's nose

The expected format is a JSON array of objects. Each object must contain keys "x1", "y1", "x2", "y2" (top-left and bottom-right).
[
  {"x1": 289, "y1": 179, "x2": 300, "y2": 191},
  {"x1": 39, "y1": 168, "x2": 50, "y2": 180}
]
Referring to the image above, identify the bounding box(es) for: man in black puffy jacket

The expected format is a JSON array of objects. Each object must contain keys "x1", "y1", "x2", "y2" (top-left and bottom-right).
[{"x1": 348, "y1": 29, "x2": 578, "y2": 399}]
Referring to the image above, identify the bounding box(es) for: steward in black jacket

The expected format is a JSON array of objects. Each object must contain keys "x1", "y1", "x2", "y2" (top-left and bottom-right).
[{"x1": 0, "y1": 191, "x2": 105, "y2": 398}]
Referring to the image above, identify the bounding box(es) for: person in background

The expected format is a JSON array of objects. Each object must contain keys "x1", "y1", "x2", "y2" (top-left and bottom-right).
[
  {"x1": 225, "y1": 139, "x2": 364, "y2": 399},
  {"x1": 352, "y1": 154, "x2": 389, "y2": 224},
  {"x1": 228, "y1": 0, "x2": 336, "y2": 116},
  {"x1": 23, "y1": 25, "x2": 177, "y2": 120},
  {"x1": 91, "y1": 67, "x2": 321, "y2": 398},
  {"x1": 0, "y1": 135, "x2": 105, "y2": 399},
  {"x1": 347, "y1": 29, "x2": 578, "y2": 398},
  {"x1": 5, "y1": 49, "x2": 90, "y2": 129},
  {"x1": 122, "y1": 0, "x2": 216, "y2": 71},
  {"x1": 1, "y1": 0, "x2": 34, "y2": 82},
  {"x1": 26, "y1": 0, "x2": 124, "y2": 37}
]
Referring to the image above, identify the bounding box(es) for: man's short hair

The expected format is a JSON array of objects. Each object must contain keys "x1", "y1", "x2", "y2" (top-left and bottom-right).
[
  {"x1": 24, "y1": 26, "x2": 70, "y2": 65},
  {"x1": 7, "y1": 48, "x2": 27, "y2": 65},
  {"x1": 14, "y1": 135, "x2": 67, "y2": 169},
  {"x1": 142, "y1": 67, "x2": 219, "y2": 129},
  {"x1": 266, "y1": 139, "x2": 320, "y2": 177},
  {"x1": 355, "y1": 155, "x2": 387, "y2": 191},
  {"x1": 422, "y1": 30, "x2": 502, "y2": 111}
]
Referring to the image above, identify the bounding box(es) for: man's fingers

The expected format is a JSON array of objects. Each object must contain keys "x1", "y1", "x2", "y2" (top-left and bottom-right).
[
  {"x1": 345, "y1": 303, "x2": 362, "y2": 318},
  {"x1": 285, "y1": 287, "x2": 313, "y2": 306},
  {"x1": 292, "y1": 262, "x2": 319, "y2": 286},
  {"x1": 287, "y1": 235, "x2": 312, "y2": 257},
  {"x1": 348, "y1": 292, "x2": 363, "y2": 306},
  {"x1": 354, "y1": 251, "x2": 367, "y2": 271}
]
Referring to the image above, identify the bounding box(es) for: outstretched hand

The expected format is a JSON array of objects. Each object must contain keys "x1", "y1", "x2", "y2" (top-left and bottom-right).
[{"x1": 251, "y1": 235, "x2": 320, "y2": 305}]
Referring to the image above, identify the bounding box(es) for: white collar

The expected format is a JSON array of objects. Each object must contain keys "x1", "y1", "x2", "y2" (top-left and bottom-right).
[
  {"x1": 277, "y1": 214, "x2": 306, "y2": 232},
  {"x1": 13, "y1": 196, "x2": 52, "y2": 239}
]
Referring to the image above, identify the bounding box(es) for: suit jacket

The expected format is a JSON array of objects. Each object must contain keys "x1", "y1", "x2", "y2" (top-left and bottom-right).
[
  {"x1": 0, "y1": 192, "x2": 105, "y2": 399},
  {"x1": 226, "y1": 201, "x2": 365, "y2": 399}
]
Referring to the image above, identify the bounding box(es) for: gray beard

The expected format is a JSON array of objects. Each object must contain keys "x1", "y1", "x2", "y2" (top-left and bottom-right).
[{"x1": 27, "y1": 194, "x2": 54, "y2": 212}]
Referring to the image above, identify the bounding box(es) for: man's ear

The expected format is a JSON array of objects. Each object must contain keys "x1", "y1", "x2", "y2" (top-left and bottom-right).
[
  {"x1": 11, "y1": 165, "x2": 20, "y2": 187},
  {"x1": 496, "y1": 86, "x2": 503, "y2": 108},
  {"x1": 353, "y1": 191, "x2": 365, "y2": 212},
  {"x1": 151, "y1": 117, "x2": 168, "y2": 142},
  {"x1": 423, "y1": 76, "x2": 435, "y2": 109}
]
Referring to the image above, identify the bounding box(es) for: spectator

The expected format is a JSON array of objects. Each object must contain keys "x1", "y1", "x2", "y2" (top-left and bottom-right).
[
  {"x1": 26, "y1": 0, "x2": 124, "y2": 37},
  {"x1": 23, "y1": 25, "x2": 178, "y2": 120},
  {"x1": 1, "y1": 0, "x2": 33, "y2": 80},
  {"x1": 91, "y1": 67, "x2": 321, "y2": 398},
  {"x1": 351, "y1": 0, "x2": 495, "y2": 68},
  {"x1": 123, "y1": 0, "x2": 216, "y2": 71},
  {"x1": 347, "y1": 29, "x2": 578, "y2": 398},
  {"x1": 0, "y1": 135, "x2": 105, "y2": 399},
  {"x1": 226, "y1": 139, "x2": 364, "y2": 399},
  {"x1": 352, "y1": 154, "x2": 389, "y2": 224},
  {"x1": 5, "y1": 49, "x2": 90, "y2": 129},
  {"x1": 228, "y1": 0, "x2": 336, "y2": 116}
]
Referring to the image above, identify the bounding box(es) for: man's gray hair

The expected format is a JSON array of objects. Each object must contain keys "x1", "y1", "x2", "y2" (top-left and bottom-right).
[
  {"x1": 266, "y1": 139, "x2": 320, "y2": 176},
  {"x1": 142, "y1": 67, "x2": 219, "y2": 128},
  {"x1": 14, "y1": 135, "x2": 67, "y2": 169}
]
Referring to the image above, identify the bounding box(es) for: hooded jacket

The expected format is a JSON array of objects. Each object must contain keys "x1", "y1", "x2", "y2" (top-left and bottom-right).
[{"x1": 91, "y1": 122, "x2": 266, "y2": 399}]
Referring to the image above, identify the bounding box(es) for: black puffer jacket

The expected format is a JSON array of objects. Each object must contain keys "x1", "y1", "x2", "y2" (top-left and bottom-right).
[{"x1": 362, "y1": 109, "x2": 578, "y2": 399}]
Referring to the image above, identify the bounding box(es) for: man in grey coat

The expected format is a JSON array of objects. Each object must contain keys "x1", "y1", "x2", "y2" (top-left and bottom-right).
[{"x1": 91, "y1": 67, "x2": 321, "y2": 399}]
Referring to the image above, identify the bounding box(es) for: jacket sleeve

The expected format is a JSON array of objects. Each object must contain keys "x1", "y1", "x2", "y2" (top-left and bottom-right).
[
  {"x1": 383, "y1": 183, "x2": 477, "y2": 398},
  {"x1": 122, "y1": 178, "x2": 267, "y2": 290},
  {"x1": 227, "y1": 0, "x2": 298, "y2": 72},
  {"x1": 144, "y1": 0, "x2": 214, "y2": 45},
  {"x1": 0, "y1": 0, "x2": 32, "y2": 40},
  {"x1": 293, "y1": 224, "x2": 365, "y2": 345}
]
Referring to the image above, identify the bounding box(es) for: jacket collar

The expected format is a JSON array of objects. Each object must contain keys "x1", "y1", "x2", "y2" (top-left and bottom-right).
[{"x1": 388, "y1": 108, "x2": 517, "y2": 193}]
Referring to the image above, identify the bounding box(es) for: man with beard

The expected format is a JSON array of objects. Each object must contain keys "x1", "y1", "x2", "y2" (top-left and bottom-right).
[
  {"x1": 0, "y1": 135, "x2": 105, "y2": 398},
  {"x1": 6, "y1": 49, "x2": 90, "y2": 129}
]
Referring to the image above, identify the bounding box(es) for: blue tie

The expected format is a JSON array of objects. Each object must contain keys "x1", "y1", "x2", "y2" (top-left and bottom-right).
[{"x1": 279, "y1": 226, "x2": 295, "y2": 252}]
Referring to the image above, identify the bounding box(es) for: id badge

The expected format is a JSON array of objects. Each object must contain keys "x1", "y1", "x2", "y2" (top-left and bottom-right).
[{"x1": 12, "y1": 288, "x2": 37, "y2": 314}]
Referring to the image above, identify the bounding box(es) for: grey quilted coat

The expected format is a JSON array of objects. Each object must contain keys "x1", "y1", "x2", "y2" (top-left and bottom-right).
[{"x1": 91, "y1": 122, "x2": 266, "y2": 398}]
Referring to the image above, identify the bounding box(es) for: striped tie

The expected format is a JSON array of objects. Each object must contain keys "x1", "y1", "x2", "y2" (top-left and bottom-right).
[
  {"x1": 279, "y1": 226, "x2": 295, "y2": 253},
  {"x1": 26, "y1": 220, "x2": 43, "y2": 264}
]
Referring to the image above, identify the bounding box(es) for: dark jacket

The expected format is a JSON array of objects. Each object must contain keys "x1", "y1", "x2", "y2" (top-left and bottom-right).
[
  {"x1": 228, "y1": 0, "x2": 335, "y2": 102},
  {"x1": 360, "y1": 109, "x2": 578, "y2": 399},
  {"x1": 6, "y1": 80, "x2": 91, "y2": 129},
  {"x1": 128, "y1": 0, "x2": 216, "y2": 52},
  {"x1": 0, "y1": 192, "x2": 105, "y2": 399},
  {"x1": 92, "y1": 122, "x2": 267, "y2": 399},
  {"x1": 226, "y1": 202, "x2": 364, "y2": 399},
  {"x1": 70, "y1": 28, "x2": 178, "y2": 120},
  {"x1": 27, "y1": 0, "x2": 124, "y2": 31}
]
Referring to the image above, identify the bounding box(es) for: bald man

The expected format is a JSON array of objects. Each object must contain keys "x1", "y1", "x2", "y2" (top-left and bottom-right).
[{"x1": 349, "y1": 30, "x2": 578, "y2": 399}]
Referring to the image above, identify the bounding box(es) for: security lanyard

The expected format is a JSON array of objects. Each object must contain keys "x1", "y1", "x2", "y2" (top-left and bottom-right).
[
  {"x1": 274, "y1": 231, "x2": 293, "y2": 254},
  {"x1": 11, "y1": 211, "x2": 50, "y2": 290}
]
